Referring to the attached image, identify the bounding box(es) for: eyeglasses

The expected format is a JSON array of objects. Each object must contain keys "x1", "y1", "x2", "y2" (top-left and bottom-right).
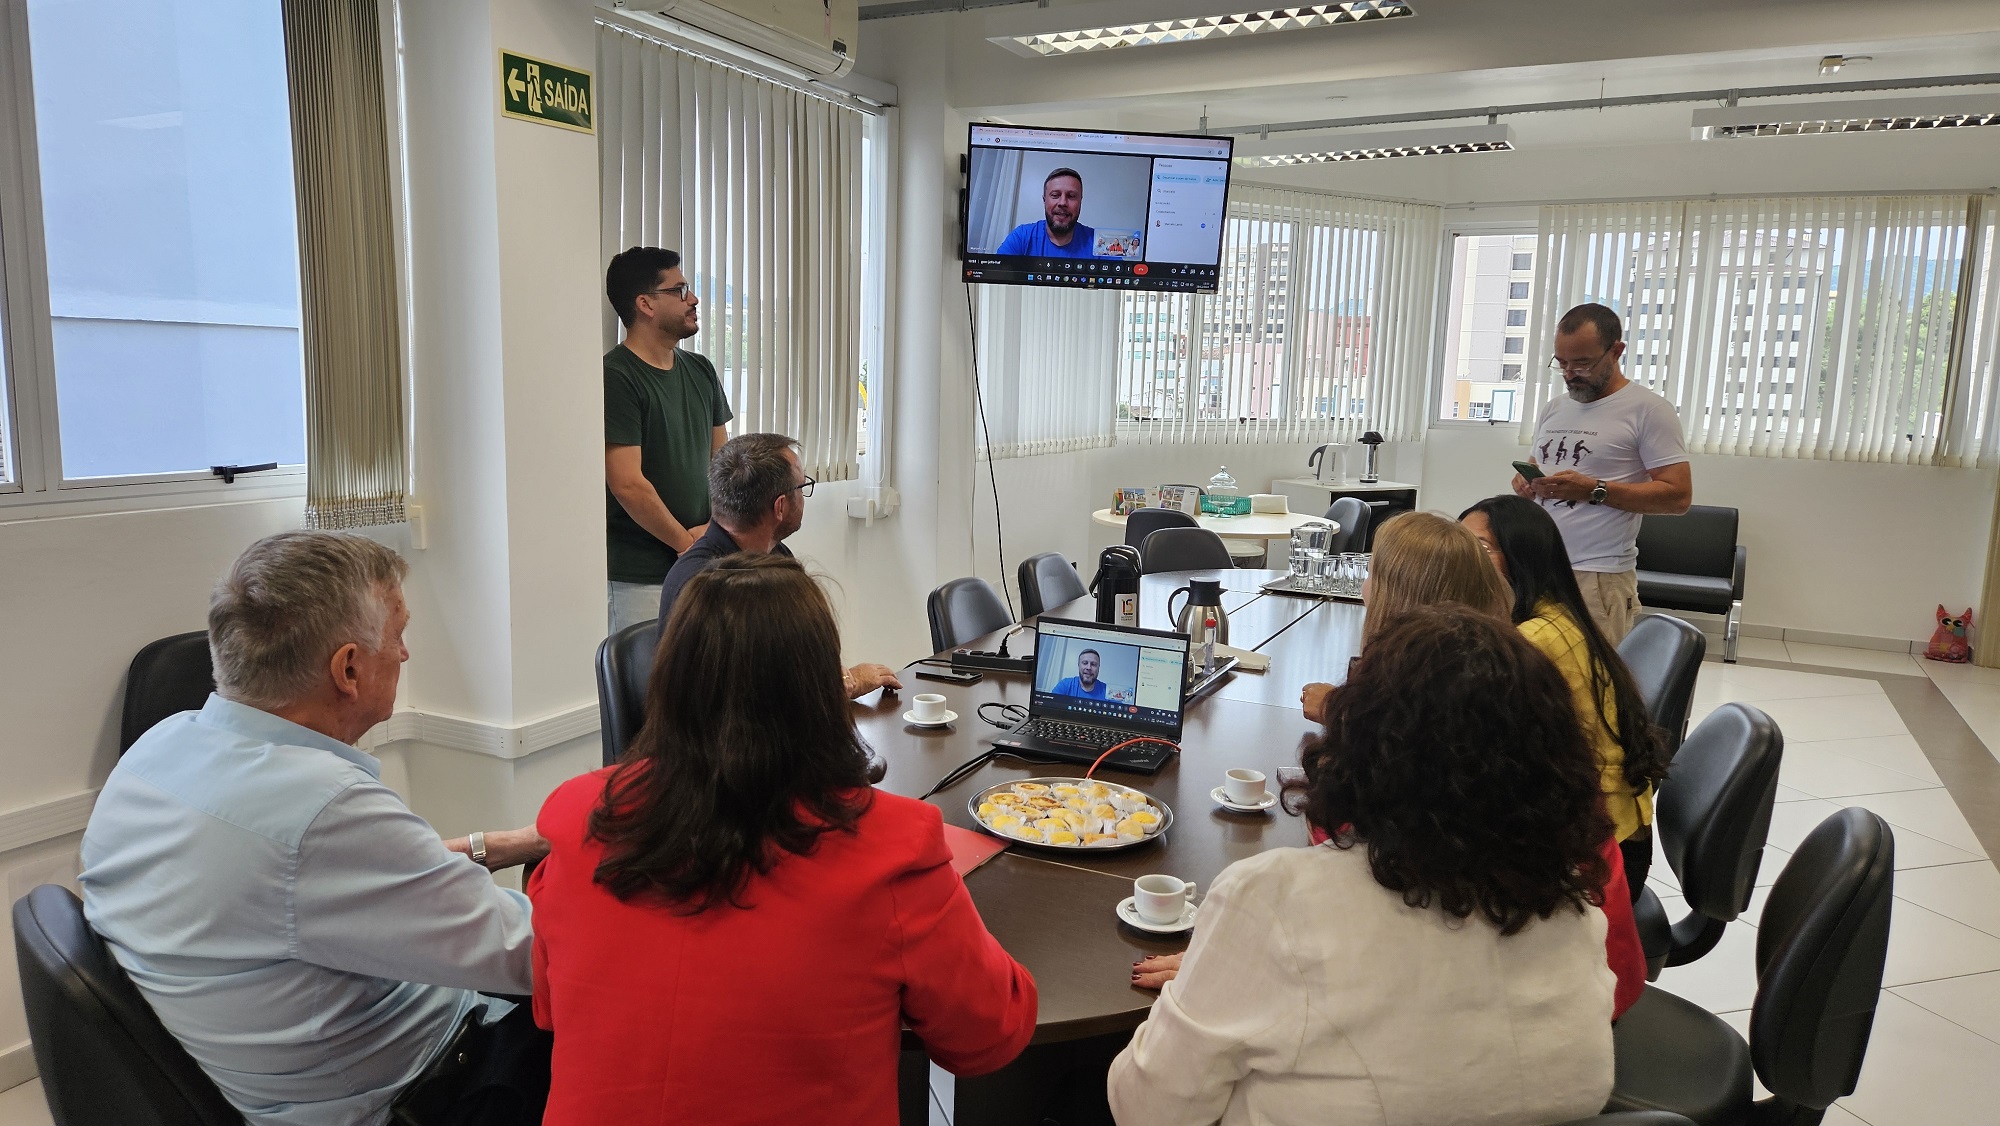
[
  {"x1": 791, "y1": 476, "x2": 815, "y2": 499},
  {"x1": 641, "y1": 283, "x2": 694, "y2": 302},
  {"x1": 1548, "y1": 350, "x2": 1612, "y2": 375}
]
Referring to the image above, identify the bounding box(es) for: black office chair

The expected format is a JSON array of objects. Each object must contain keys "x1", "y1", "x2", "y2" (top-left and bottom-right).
[
  {"x1": 1140, "y1": 527, "x2": 1234, "y2": 574},
  {"x1": 1636, "y1": 505, "x2": 1747, "y2": 663},
  {"x1": 122, "y1": 631, "x2": 215, "y2": 753},
  {"x1": 1122, "y1": 507, "x2": 1198, "y2": 551},
  {"x1": 927, "y1": 577, "x2": 1013, "y2": 653},
  {"x1": 1018, "y1": 552, "x2": 1088, "y2": 620},
  {"x1": 596, "y1": 619, "x2": 660, "y2": 767},
  {"x1": 13, "y1": 884, "x2": 243, "y2": 1126},
  {"x1": 1554, "y1": 1115, "x2": 1700, "y2": 1126},
  {"x1": 1609, "y1": 807, "x2": 1893, "y2": 1125},
  {"x1": 1631, "y1": 703, "x2": 1783, "y2": 979},
  {"x1": 1322, "y1": 496, "x2": 1371, "y2": 554},
  {"x1": 1618, "y1": 614, "x2": 1708, "y2": 760}
]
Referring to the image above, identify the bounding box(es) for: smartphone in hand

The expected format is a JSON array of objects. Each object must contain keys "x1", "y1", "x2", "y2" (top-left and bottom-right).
[{"x1": 1511, "y1": 460, "x2": 1545, "y2": 481}]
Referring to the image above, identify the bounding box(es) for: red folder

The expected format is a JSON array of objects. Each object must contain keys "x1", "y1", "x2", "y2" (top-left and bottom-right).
[{"x1": 943, "y1": 823, "x2": 1008, "y2": 877}]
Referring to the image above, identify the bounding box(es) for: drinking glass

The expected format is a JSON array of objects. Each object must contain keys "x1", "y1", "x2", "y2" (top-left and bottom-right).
[{"x1": 1309, "y1": 551, "x2": 1339, "y2": 594}]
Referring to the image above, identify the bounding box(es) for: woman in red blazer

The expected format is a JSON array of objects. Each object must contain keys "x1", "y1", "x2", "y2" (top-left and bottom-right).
[{"x1": 529, "y1": 554, "x2": 1037, "y2": 1125}]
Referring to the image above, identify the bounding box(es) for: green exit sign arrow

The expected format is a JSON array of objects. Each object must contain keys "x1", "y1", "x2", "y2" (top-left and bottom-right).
[{"x1": 500, "y1": 50, "x2": 593, "y2": 134}]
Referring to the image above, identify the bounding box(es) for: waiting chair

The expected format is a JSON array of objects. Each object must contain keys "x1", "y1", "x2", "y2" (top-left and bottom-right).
[
  {"x1": 1322, "y1": 497, "x2": 1371, "y2": 555},
  {"x1": 596, "y1": 619, "x2": 660, "y2": 766},
  {"x1": 13, "y1": 884, "x2": 243, "y2": 1126},
  {"x1": 1554, "y1": 1115, "x2": 1700, "y2": 1126},
  {"x1": 1632, "y1": 703, "x2": 1783, "y2": 979},
  {"x1": 1018, "y1": 552, "x2": 1088, "y2": 620},
  {"x1": 1140, "y1": 527, "x2": 1234, "y2": 574},
  {"x1": 1122, "y1": 507, "x2": 1198, "y2": 551},
  {"x1": 1618, "y1": 614, "x2": 1708, "y2": 760},
  {"x1": 1635, "y1": 505, "x2": 1747, "y2": 663},
  {"x1": 1609, "y1": 807, "x2": 1893, "y2": 1125},
  {"x1": 122, "y1": 631, "x2": 215, "y2": 753},
  {"x1": 928, "y1": 577, "x2": 1013, "y2": 653}
]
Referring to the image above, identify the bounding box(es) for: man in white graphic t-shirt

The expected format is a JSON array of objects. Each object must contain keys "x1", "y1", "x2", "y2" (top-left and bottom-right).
[{"x1": 1512, "y1": 303, "x2": 1692, "y2": 642}]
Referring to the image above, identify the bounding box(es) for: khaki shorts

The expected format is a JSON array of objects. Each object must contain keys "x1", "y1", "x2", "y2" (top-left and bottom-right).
[{"x1": 1574, "y1": 568, "x2": 1641, "y2": 643}]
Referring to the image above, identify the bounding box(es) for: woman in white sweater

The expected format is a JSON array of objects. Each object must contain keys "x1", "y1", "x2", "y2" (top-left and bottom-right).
[{"x1": 1109, "y1": 604, "x2": 1618, "y2": 1126}]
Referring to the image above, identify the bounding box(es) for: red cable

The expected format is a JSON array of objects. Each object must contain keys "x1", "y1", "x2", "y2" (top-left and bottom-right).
[{"x1": 1082, "y1": 737, "x2": 1182, "y2": 780}]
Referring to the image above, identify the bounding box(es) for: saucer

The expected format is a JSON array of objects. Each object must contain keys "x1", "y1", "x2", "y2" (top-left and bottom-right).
[
  {"x1": 1117, "y1": 896, "x2": 1197, "y2": 934},
  {"x1": 904, "y1": 709, "x2": 958, "y2": 728},
  {"x1": 1211, "y1": 786, "x2": 1277, "y2": 813}
]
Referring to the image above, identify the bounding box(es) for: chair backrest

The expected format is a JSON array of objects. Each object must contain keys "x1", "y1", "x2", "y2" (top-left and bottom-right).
[
  {"x1": 1322, "y1": 497, "x2": 1371, "y2": 554},
  {"x1": 1617, "y1": 614, "x2": 1707, "y2": 759},
  {"x1": 1658, "y1": 703, "x2": 1783, "y2": 924},
  {"x1": 596, "y1": 619, "x2": 661, "y2": 767},
  {"x1": 1636, "y1": 504, "x2": 1740, "y2": 581},
  {"x1": 927, "y1": 577, "x2": 1013, "y2": 652},
  {"x1": 1140, "y1": 527, "x2": 1234, "y2": 574},
  {"x1": 1551, "y1": 1114, "x2": 1701, "y2": 1126},
  {"x1": 13, "y1": 884, "x2": 243, "y2": 1126},
  {"x1": 1123, "y1": 507, "x2": 1198, "y2": 549},
  {"x1": 121, "y1": 632, "x2": 215, "y2": 753},
  {"x1": 1017, "y1": 552, "x2": 1088, "y2": 620},
  {"x1": 1750, "y1": 807, "x2": 1894, "y2": 1114}
]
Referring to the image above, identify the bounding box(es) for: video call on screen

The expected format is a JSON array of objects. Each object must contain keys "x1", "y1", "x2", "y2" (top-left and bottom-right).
[
  {"x1": 961, "y1": 125, "x2": 1232, "y2": 294},
  {"x1": 1033, "y1": 628, "x2": 1186, "y2": 730}
]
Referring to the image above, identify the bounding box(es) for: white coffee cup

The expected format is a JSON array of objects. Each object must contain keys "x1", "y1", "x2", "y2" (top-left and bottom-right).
[
  {"x1": 911, "y1": 693, "x2": 948, "y2": 723},
  {"x1": 1134, "y1": 874, "x2": 1197, "y2": 925},
  {"x1": 1224, "y1": 767, "x2": 1268, "y2": 806}
]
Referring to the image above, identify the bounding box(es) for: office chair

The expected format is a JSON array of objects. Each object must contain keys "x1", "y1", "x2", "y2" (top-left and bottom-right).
[
  {"x1": 1635, "y1": 505, "x2": 1748, "y2": 663},
  {"x1": 1122, "y1": 507, "x2": 1198, "y2": 550},
  {"x1": 13, "y1": 883, "x2": 243, "y2": 1125},
  {"x1": 927, "y1": 577, "x2": 1013, "y2": 652},
  {"x1": 595, "y1": 618, "x2": 660, "y2": 767},
  {"x1": 1322, "y1": 496, "x2": 1371, "y2": 554},
  {"x1": 1139, "y1": 527, "x2": 1234, "y2": 574},
  {"x1": 121, "y1": 631, "x2": 215, "y2": 753},
  {"x1": 1618, "y1": 614, "x2": 1708, "y2": 760},
  {"x1": 1017, "y1": 552, "x2": 1088, "y2": 620}
]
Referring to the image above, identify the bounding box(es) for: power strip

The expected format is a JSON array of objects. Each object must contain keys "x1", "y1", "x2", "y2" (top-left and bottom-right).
[{"x1": 950, "y1": 649, "x2": 1037, "y2": 675}]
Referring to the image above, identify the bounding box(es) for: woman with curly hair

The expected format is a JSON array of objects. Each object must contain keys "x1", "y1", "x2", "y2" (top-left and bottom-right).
[
  {"x1": 1461, "y1": 494, "x2": 1669, "y2": 889},
  {"x1": 1108, "y1": 605, "x2": 1618, "y2": 1125}
]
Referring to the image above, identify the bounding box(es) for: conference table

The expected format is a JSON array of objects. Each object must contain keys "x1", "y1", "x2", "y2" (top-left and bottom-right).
[{"x1": 856, "y1": 568, "x2": 1365, "y2": 1125}]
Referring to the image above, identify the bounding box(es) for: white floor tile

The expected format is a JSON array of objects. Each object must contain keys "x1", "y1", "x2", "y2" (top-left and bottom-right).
[
  {"x1": 1818, "y1": 1103, "x2": 1876, "y2": 1126},
  {"x1": 1779, "y1": 746, "x2": 1941, "y2": 800},
  {"x1": 1837, "y1": 991, "x2": 2000, "y2": 1126},
  {"x1": 1879, "y1": 900, "x2": 2000, "y2": 988},
  {"x1": 1732, "y1": 636, "x2": 1792, "y2": 663},
  {"x1": 1893, "y1": 861, "x2": 2000, "y2": 939},
  {"x1": 1894, "y1": 969, "x2": 2000, "y2": 1045},
  {"x1": 1751, "y1": 694, "x2": 1910, "y2": 744},
  {"x1": 1786, "y1": 642, "x2": 1928, "y2": 677},
  {"x1": 1651, "y1": 916, "x2": 1763, "y2": 1013},
  {"x1": 1790, "y1": 734, "x2": 1941, "y2": 786},
  {"x1": 1775, "y1": 783, "x2": 1815, "y2": 802},
  {"x1": 1764, "y1": 800, "x2": 1982, "y2": 869},
  {"x1": 0, "y1": 1081, "x2": 52, "y2": 1126},
  {"x1": 1846, "y1": 789, "x2": 1989, "y2": 857},
  {"x1": 1694, "y1": 664, "x2": 1885, "y2": 705},
  {"x1": 1920, "y1": 658, "x2": 2000, "y2": 687},
  {"x1": 1926, "y1": 678, "x2": 2000, "y2": 764}
]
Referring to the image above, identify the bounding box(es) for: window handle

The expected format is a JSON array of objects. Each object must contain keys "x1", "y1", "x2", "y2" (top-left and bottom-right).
[{"x1": 211, "y1": 462, "x2": 279, "y2": 484}]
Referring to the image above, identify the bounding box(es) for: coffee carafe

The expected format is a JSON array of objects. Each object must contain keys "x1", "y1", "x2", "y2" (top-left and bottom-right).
[
  {"x1": 1168, "y1": 578, "x2": 1229, "y2": 679},
  {"x1": 1358, "y1": 430, "x2": 1385, "y2": 484},
  {"x1": 1090, "y1": 545, "x2": 1143, "y2": 627}
]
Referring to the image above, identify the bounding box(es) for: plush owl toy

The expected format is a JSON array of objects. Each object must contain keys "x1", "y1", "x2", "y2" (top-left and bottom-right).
[{"x1": 1925, "y1": 606, "x2": 1974, "y2": 664}]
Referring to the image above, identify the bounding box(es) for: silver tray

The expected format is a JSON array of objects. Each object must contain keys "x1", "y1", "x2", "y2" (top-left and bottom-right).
[
  {"x1": 966, "y1": 776, "x2": 1173, "y2": 853},
  {"x1": 1260, "y1": 575, "x2": 1364, "y2": 602}
]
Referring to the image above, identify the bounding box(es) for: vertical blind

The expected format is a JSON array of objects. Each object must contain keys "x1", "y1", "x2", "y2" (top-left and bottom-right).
[
  {"x1": 599, "y1": 25, "x2": 864, "y2": 481},
  {"x1": 1524, "y1": 193, "x2": 1991, "y2": 465},
  {"x1": 283, "y1": 0, "x2": 407, "y2": 527},
  {"x1": 972, "y1": 285, "x2": 1121, "y2": 460},
  {"x1": 1117, "y1": 184, "x2": 1440, "y2": 446}
]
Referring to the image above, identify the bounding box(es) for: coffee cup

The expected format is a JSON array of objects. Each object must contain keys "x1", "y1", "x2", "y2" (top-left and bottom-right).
[
  {"x1": 1133, "y1": 874, "x2": 1196, "y2": 924},
  {"x1": 1224, "y1": 768, "x2": 1267, "y2": 806},
  {"x1": 911, "y1": 693, "x2": 948, "y2": 723}
]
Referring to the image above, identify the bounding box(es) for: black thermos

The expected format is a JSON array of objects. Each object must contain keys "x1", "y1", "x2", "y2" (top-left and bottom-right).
[{"x1": 1090, "y1": 545, "x2": 1143, "y2": 627}]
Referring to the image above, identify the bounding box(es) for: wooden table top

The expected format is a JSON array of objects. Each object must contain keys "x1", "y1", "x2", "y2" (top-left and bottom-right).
[{"x1": 858, "y1": 568, "x2": 1360, "y2": 1043}]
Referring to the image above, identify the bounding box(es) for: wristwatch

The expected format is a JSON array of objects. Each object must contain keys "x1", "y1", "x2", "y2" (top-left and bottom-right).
[
  {"x1": 468, "y1": 831, "x2": 489, "y2": 869},
  {"x1": 1588, "y1": 480, "x2": 1609, "y2": 506}
]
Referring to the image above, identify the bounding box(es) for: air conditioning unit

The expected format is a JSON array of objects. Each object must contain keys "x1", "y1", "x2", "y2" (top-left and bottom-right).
[{"x1": 643, "y1": 0, "x2": 857, "y2": 77}]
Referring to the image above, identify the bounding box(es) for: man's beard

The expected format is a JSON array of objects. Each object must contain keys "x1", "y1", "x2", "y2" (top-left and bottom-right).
[
  {"x1": 1566, "y1": 377, "x2": 1605, "y2": 403},
  {"x1": 1048, "y1": 216, "x2": 1075, "y2": 237}
]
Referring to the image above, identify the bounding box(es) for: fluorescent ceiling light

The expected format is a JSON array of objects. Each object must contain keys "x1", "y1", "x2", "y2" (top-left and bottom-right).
[
  {"x1": 1231, "y1": 123, "x2": 1513, "y2": 167},
  {"x1": 985, "y1": 1, "x2": 1412, "y2": 59},
  {"x1": 1692, "y1": 95, "x2": 2000, "y2": 139}
]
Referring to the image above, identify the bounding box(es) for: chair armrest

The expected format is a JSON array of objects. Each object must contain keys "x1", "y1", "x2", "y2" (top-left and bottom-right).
[{"x1": 1730, "y1": 545, "x2": 1747, "y2": 601}]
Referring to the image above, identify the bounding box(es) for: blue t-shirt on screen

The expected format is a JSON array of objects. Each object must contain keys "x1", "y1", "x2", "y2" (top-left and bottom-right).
[
  {"x1": 997, "y1": 221, "x2": 1098, "y2": 258},
  {"x1": 1051, "y1": 676, "x2": 1109, "y2": 699}
]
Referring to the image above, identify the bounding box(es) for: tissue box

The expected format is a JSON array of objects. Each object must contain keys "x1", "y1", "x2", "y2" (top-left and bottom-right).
[{"x1": 1250, "y1": 493, "x2": 1289, "y2": 514}]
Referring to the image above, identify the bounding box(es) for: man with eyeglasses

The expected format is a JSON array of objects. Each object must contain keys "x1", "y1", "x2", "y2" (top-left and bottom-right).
[
  {"x1": 1513, "y1": 302, "x2": 1692, "y2": 642},
  {"x1": 657, "y1": 432, "x2": 902, "y2": 699},
  {"x1": 603, "y1": 246, "x2": 733, "y2": 633}
]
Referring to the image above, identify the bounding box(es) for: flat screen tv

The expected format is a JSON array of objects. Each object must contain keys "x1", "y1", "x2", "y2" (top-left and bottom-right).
[{"x1": 961, "y1": 124, "x2": 1233, "y2": 294}]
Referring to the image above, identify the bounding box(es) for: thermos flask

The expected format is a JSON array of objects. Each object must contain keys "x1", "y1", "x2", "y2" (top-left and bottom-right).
[{"x1": 1090, "y1": 546, "x2": 1143, "y2": 627}]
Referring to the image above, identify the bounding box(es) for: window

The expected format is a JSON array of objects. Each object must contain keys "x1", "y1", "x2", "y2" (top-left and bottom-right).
[
  {"x1": 1438, "y1": 231, "x2": 1537, "y2": 422},
  {"x1": 1511, "y1": 253, "x2": 1533, "y2": 272}
]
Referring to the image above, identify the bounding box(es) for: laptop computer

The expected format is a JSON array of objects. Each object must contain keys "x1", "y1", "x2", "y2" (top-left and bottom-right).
[{"x1": 991, "y1": 617, "x2": 1192, "y2": 774}]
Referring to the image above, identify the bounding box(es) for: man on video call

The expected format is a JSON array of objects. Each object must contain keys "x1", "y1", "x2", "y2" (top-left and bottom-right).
[
  {"x1": 1052, "y1": 649, "x2": 1109, "y2": 699},
  {"x1": 997, "y1": 167, "x2": 1098, "y2": 258}
]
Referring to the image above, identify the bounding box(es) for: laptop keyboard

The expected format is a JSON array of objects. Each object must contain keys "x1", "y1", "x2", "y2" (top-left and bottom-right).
[{"x1": 1012, "y1": 719, "x2": 1124, "y2": 748}]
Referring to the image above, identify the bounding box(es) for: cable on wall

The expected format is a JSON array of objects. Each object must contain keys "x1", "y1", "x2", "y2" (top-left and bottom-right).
[{"x1": 964, "y1": 280, "x2": 1016, "y2": 620}]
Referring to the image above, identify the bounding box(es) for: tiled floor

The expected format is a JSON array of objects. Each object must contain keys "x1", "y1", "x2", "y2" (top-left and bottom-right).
[{"x1": 10, "y1": 641, "x2": 2000, "y2": 1126}]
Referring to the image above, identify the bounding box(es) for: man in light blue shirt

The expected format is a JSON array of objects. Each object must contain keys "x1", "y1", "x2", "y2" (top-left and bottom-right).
[
  {"x1": 996, "y1": 167, "x2": 1099, "y2": 258},
  {"x1": 80, "y1": 531, "x2": 550, "y2": 1126},
  {"x1": 1051, "y1": 649, "x2": 1110, "y2": 699}
]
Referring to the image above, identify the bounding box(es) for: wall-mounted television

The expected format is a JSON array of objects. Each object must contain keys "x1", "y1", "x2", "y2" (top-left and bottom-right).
[{"x1": 961, "y1": 124, "x2": 1233, "y2": 294}]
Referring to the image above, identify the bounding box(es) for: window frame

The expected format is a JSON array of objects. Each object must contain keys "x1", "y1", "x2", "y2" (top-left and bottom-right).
[
  {"x1": 0, "y1": 0, "x2": 307, "y2": 518},
  {"x1": 1430, "y1": 217, "x2": 1539, "y2": 428}
]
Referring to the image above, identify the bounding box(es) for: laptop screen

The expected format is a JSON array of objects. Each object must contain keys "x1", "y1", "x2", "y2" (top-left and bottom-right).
[{"x1": 1029, "y1": 617, "x2": 1190, "y2": 736}]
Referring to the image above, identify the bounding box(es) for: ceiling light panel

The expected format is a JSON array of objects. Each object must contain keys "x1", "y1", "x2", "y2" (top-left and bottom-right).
[
  {"x1": 986, "y1": 1, "x2": 1412, "y2": 59},
  {"x1": 1692, "y1": 95, "x2": 2000, "y2": 140},
  {"x1": 1231, "y1": 123, "x2": 1513, "y2": 166}
]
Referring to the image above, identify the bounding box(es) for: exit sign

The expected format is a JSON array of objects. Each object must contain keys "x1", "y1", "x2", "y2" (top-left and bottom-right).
[{"x1": 500, "y1": 50, "x2": 593, "y2": 134}]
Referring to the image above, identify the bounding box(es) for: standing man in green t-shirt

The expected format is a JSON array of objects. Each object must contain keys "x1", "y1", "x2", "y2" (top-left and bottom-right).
[{"x1": 603, "y1": 247, "x2": 733, "y2": 632}]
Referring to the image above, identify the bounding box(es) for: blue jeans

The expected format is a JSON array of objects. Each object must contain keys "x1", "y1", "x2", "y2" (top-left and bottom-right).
[{"x1": 607, "y1": 581, "x2": 662, "y2": 635}]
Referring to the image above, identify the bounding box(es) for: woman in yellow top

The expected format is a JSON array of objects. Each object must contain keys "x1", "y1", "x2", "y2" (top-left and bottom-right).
[{"x1": 1460, "y1": 496, "x2": 1669, "y2": 892}]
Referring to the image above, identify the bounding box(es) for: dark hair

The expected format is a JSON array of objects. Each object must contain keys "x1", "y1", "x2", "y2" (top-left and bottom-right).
[
  {"x1": 1556, "y1": 302, "x2": 1623, "y2": 348},
  {"x1": 1301, "y1": 605, "x2": 1612, "y2": 934},
  {"x1": 606, "y1": 246, "x2": 683, "y2": 328},
  {"x1": 588, "y1": 554, "x2": 872, "y2": 912},
  {"x1": 1044, "y1": 167, "x2": 1083, "y2": 188},
  {"x1": 709, "y1": 433, "x2": 800, "y2": 525},
  {"x1": 1078, "y1": 648, "x2": 1100, "y2": 662},
  {"x1": 1459, "y1": 494, "x2": 1669, "y2": 794}
]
